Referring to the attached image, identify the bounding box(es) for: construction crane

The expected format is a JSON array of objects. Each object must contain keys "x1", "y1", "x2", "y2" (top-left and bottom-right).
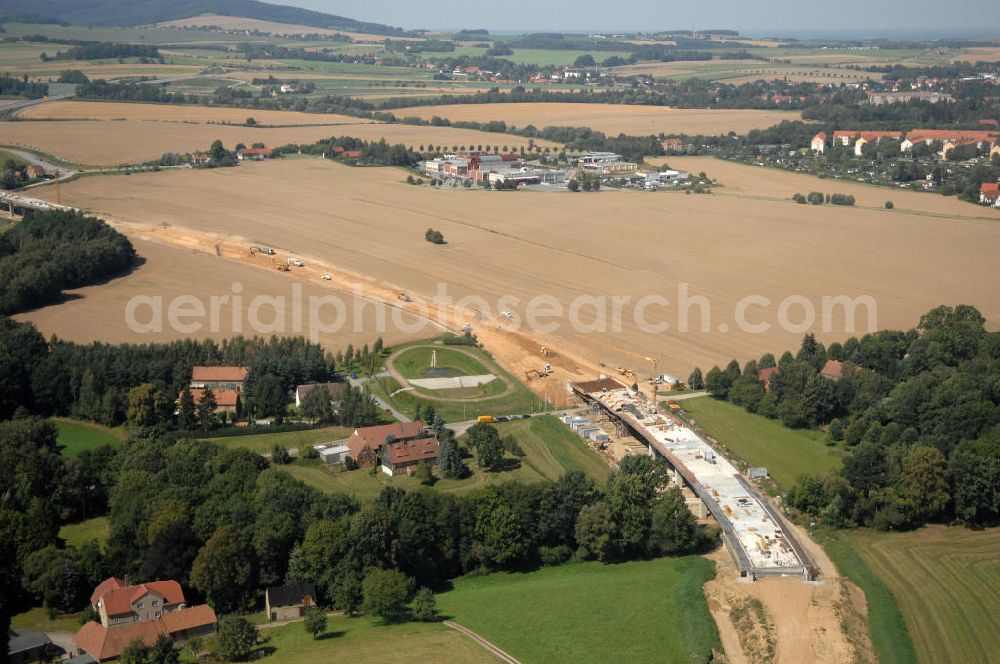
[{"x1": 645, "y1": 353, "x2": 663, "y2": 383}]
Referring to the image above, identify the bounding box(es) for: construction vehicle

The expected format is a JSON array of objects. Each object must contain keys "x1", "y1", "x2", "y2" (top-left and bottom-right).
[
  {"x1": 398, "y1": 292, "x2": 412, "y2": 302},
  {"x1": 525, "y1": 363, "x2": 553, "y2": 381},
  {"x1": 540, "y1": 346, "x2": 550, "y2": 357},
  {"x1": 274, "y1": 263, "x2": 290, "y2": 272},
  {"x1": 287, "y1": 257, "x2": 304, "y2": 267},
  {"x1": 462, "y1": 323, "x2": 473, "y2": 333},
  {"x1": 321, "y1": 273, "x2": 332, "y2": 281},
  {"x1": 250, "y1": 245, "x2": 275, "y2": 256}
]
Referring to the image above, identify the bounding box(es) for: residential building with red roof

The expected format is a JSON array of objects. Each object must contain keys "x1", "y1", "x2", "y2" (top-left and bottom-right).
[
  {"x1": 187, "y1": 388, "x2": 240, "y2": 414},
  {"x1": 190, "y1": 366, "x2": 248, "y2": 392},
  {"x1": 901, "y1": 129, "x2": 999, "y2": 153},
  {"x1": 93, "y1": 579, "x2": 185, "y2": 627},
  {"x1": 820, "y1": 360, "x2": 852, "y2": 381},
  {"x1": 757, "y1": 367, "x2": 780, "y2": 391},
  {"x1": 380, "y1": 437, "x2": 441, "y2": 476},
  {"x1": 237, "y1": 147, "x2": 273, "y2": 160},
  {"x1": 74, "y1": 605, "x2": 216, "y2": 662},
  {"x1": 810, "y1": 131, "x2": 827, "y2": 153},
  {"x1": 294, "y1": 382, "x2": 344, "y2": 408},
  {"x1": 346, "y1": 421, "x2": 429, "y2": 468},
  {"x1": 981, "y1": 182, "x2": 1000, "y2": 207}
]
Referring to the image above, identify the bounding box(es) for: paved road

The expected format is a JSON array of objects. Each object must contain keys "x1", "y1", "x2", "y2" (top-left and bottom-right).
[{"x1": 349, "y1": 373, "x2": 412, "y2": 423}]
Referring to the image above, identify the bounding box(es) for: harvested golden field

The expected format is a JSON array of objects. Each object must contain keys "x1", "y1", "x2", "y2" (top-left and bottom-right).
[
  {"x1": 390, "y1": 102, "x2": 801, "y2": 136},
  {"x1": 948, "y1": 46, "x2": 1000, "y2": 62},
  {"x1": 156, "y1": 14, "x2": 420, "y2": 41},
  {"x1": 0, "y1": 119, "x2": 558, "y2": 166},
  {"x1": 38, "y1": 158, "x2": 1000, "y2": 386},
  {"x1": 613, "y1": 60, "x2": 882, "y2": 83},
  {"x1": 15, "y1": 237, "x2": 431, "y2": 350},
  {"x1": 21, "y1": 101, "x2": 367, "y2": 126},
  {"x1": 663, "y1": 155, "x2": 997, "y2": 217},
  {"x1": 721, "y1": 67, "x2": 878, "y2": 84}
]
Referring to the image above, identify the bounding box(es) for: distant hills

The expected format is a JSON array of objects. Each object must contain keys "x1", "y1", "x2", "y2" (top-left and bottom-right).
[{"x1": 0, "y1": 0, "x2": 407, "y2": 35}]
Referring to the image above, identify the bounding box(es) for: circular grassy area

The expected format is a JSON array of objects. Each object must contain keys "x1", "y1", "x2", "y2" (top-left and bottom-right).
[{"x1": 393, "y1": 346, "x2": 493, "y2": 380}]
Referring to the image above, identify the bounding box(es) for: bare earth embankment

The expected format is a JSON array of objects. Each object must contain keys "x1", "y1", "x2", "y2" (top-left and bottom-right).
[
  {"x1": 32, "y1": 158, "x2": 1000, "y2": 394},
  {"x1": 390, "y1": 102, "x2": 802, "y2": 136},
  {"x1": 15, "y1": 238, "x2": 432, "y2": 351}
]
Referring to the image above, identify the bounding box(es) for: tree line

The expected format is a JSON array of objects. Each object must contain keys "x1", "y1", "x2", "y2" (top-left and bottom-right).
[
  {"x1": 43, "y1": 42, "x2": 161, "y2": 61},
  {"x1": 0, "y1": 211, "x2": 135, "y2": 316},
  {"x1": 0, "y1": 317, "x2": 336, "y2": 424},
  {"x1": 690, "y1": 305, "x2": 1000, "y2": 531},
  {"x1": 0, "y1": 417, "x2": 708, "y2": 644},
  {"x1": 0, "y1": 73, "x2": 48, "y2": 99}
]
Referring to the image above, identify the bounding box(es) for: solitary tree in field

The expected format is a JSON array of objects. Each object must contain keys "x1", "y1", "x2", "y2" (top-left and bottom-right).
[{"x1": 303, "y1": 607, "x2": 327, "y2": 639}]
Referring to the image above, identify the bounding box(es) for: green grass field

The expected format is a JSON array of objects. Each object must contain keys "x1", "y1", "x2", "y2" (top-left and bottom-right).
[
  {"x1": 678, "y1": 397, "x2": 843, "y2": 492},
  {"x1": 369, "y1": 341, "x2": 549, "y2": 422},
  {"x1": 281, "y1": 414, "x2": 608, "y2": 500},
  {"x1": 437, "y1": 556, "x2": 720, "y2": 664},
  {"x1": 204, "y1": 425, "x2": 353, "y2": 454},
  {"x1": 250, "y1": 614, "x2": 496, "y2": 663},
  {"x1": 54, "y1": 418, "x2": 125, "y2": 456},
  {"x1": 394, "y1": 346, "x2": 491, "y2": 379},
  {"x1": 59, "y1": 516, "x2": 111, "y2": 549},
  {"x1": 833, "y1": 526, "x2": 1000, "y2": 664},
  {"x1": 819, "y1": 529, "x2": 916, "y2": 664}
]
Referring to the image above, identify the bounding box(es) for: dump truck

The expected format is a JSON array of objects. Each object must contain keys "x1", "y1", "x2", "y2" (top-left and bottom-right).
[{"x1": 274, "y1": 263, "x2": 290, "y2": 272}]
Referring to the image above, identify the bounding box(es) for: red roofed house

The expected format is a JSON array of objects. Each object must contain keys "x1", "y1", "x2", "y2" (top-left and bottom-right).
[
  {"x1": 346, "y1": 421, "x2": 428, "y2": 468},
  {"x1": 93, "y1": 579, "x2": 185, "y2": 626},
  {"x1": 381, "y1": 437, "x2": 440, "y2": 476},
  {"x1": 832, "y1": 131, "x2": 903, "y2": 156},
  {"x1": 74, "y1": 605, "x2": 217, "y2": 662},
  {"x1": 345, "y1": 150, "x2": 363, "y2": 159},
  {"x1": 237, "y1": 147, "x2": 273, "y2": 160},
  {"x1": 901, "y1": 129, "x2": 999, "y2": 152},
  {"x1": 190, "y1": 367, "x2": 248, "y2": 393},
  {"x1": 757, "y1": 367, "x2": 780, "y2": 391},
  {"x1": 187, "y1": 388, "x2": 240, "y2": 414},
  {"x1": 75, "y1": 578, "x2": 217, "y2": 661},
  {"x1": 810, "y1": 131, "x2": 827, "y2": 154},
  {"x1": 820, "y1": 360, "x2": 851, "y2": 381},
  {"x1": 295, "y1": 382, "x2": 344, "y2": 408},
  {"x1": 981, "y1": 182, "x2": 1000, "y2": 207}
]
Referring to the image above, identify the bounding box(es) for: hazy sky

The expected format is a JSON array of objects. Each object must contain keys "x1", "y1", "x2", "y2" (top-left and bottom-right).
[{"x1": 290, "y1": 0, "x2": 1000, "y2": 36}]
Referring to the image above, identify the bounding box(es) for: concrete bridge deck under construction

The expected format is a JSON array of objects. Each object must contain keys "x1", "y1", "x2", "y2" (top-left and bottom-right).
[{"x1": 571, "y1": 378, "x2": 818, "y2": 581}]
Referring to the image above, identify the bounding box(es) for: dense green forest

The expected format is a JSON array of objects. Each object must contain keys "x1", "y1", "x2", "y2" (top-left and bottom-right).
[
  {"x1": 692, "y1": 305, "x2": 1000, "y2": 530},
  {"x1": 0, "y1": 414, "x2": 703, "y2": 637},
  {"x1": 0, "y1": 211, "x2": 135, "y2": 316},
  {"x1": 0, "y1": 316, "x2": 346, "y2": 423}
]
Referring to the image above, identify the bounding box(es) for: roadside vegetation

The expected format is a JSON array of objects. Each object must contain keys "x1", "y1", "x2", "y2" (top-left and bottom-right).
[{"x1": 692, "y1": 305, "x2": 1000, "y2": 533}]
